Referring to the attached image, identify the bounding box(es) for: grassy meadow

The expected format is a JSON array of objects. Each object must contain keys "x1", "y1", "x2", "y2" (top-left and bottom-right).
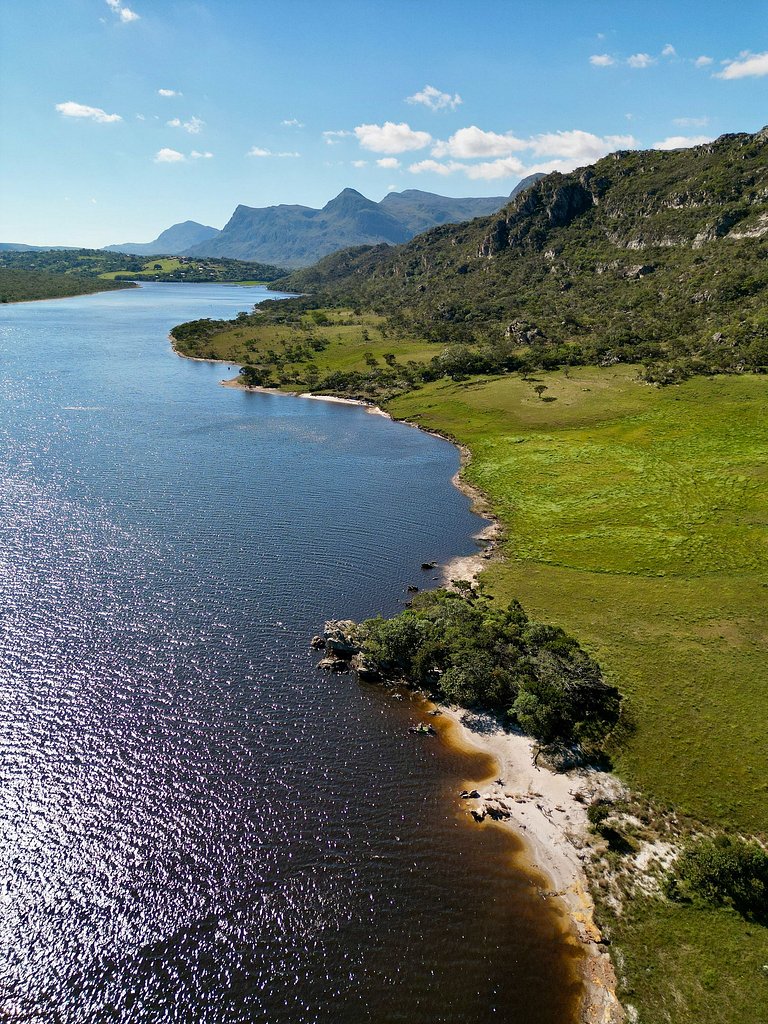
[
  {"x1": 99, "y1": 257, "x2": 184, "y2": 279},
  {"x1": 386, "y1": 366, "x2": 767, "y2": 1024},
  {"x1": 172, "y1": 308, "x2": 439, "y2": 375},
  {"x1": 389, "y1": 368, "x2": 767, "y2": 831}
]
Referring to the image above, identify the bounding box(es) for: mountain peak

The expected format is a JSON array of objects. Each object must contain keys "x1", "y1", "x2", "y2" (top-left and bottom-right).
[{"x1": 323, "y1": 188, "x2": 377, "y2": 212}]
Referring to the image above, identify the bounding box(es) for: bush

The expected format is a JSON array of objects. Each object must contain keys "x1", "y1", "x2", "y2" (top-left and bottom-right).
[{"x1": 665, "y1": 834, "x2": 768, "y2": 920}]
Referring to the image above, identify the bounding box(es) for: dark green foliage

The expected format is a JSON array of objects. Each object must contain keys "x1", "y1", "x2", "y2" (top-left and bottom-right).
[
  {"x1": 274, "y1": 131, "x2": 768, "y2": 381},
  {"x1": 239, "y1": 364, "x2": 274, "y2": 387},
  {"x1": 0, "y1": 268, "x2": 133, "y2": 303},
  {"x1": 665, "y1": 835, "x2": 768, "y2": 920},
  {"x1": 0, "y1": 248, "x2": 144, "y2": 278},
  {"x1": 587, "y1": 799, "x2": 613, "y2": 829},
  {"x1": 358, "y1": 590, "x2": 620, "y2": 750}
]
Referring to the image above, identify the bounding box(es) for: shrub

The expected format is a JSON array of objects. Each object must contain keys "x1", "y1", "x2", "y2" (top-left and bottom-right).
[{"x1": 665, "y1": 834, "x2": 768, "y2": 920}]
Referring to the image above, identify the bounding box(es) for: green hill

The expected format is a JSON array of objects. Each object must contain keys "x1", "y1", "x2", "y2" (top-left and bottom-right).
[{"x1": 277, "y1": 129, "x2": 768, "y2": 381}]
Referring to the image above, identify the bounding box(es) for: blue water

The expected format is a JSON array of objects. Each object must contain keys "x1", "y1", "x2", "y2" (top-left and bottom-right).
[{"x1": 0, "y1": 283, "x2": 581, "y2": 1023}]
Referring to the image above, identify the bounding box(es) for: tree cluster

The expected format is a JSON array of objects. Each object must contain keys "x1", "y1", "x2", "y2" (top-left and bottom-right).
[{"x1": 358, "y1": 589, "x2": 621, "y2": 752}]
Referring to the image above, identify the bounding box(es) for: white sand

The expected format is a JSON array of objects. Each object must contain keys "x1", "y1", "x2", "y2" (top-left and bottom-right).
[{"x1": 440, "y1": 707, "x2": 625, "y2": 1024}]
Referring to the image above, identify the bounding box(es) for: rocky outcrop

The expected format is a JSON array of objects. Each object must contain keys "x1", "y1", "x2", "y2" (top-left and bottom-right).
[
  {"x1": 505, "y1": 319, "x2": 545, "y2": 344},
  {"x1": 477, "y1": 171, "x2": 599, "y2": 258},
  {"x1": 314, "y1": 620, "x2": 382, "y2": 680}
]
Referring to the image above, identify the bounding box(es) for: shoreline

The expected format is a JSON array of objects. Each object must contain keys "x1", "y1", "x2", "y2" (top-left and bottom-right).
[
  {"x1": 171, "y1": 334, "x2": 622, "y2": 1022},
  {"x1": 436, "y1": 707, "x2": 624, "y2": 1024}
]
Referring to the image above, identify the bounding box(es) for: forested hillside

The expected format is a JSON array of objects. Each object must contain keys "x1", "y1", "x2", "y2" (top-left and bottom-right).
[{"x1": 278, "y1": 130, "x2": 768, "y2": 382}]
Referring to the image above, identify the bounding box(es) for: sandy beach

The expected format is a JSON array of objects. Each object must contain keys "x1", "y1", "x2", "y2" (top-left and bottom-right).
[{"x1": 438, "y1": 707, "x2": 625, "y2": 1024}]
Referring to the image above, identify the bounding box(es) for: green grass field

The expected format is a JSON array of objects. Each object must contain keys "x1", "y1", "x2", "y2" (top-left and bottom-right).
[
  {"x1": 387, "y1": 366, "x2": 768, "y2": 1024},
  {"x1": 389, "y1": 367, "x2": 767, "y2": 830},
  {"x1": 99, "y1": 258, "x2": 184, "y2": 279},
  {"x1": 174, "y1": 308, "x2": 439, "y2": 377}
]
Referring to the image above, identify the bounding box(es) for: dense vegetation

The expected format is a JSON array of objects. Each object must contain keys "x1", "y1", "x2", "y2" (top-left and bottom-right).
[
  {"x1": 357, "y1": 588, "x2": 621, "y2": 753},
  {"x1": 276, "y1": 130, "x2": 768, "y2": 382},
  {"x1": 0, "y1": 248, "x2": 286, "y2": 284},
  {"x1": 0, "y1": 268, "x2": 134, "y2": 303}
]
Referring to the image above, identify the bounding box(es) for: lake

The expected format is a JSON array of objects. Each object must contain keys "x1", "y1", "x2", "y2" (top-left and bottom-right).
[{"x1": 0, "y1": 283, "x2": 582, "y2": 1023}]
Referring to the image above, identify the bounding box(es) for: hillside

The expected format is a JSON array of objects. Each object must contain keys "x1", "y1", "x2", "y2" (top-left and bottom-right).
[
  {"x1": 183, "y1": 186, "x2": 523, "y2": 267},
  {"x1": 105, "y1": 220, "x2": 219, "y2": 256},
  {"x1": 278, "y1": 130, "x2": 768, "y2": 381}
]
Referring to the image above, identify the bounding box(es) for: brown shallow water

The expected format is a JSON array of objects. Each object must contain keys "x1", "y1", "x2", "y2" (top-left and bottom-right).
[{"x1": 0, "y1": 283, "x2": 583, "y2": 1023}]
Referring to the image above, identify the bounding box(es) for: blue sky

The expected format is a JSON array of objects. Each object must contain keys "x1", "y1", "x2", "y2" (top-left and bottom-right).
[{"x1": 2, "y1": 0, "x2": 768, "y2": 247}]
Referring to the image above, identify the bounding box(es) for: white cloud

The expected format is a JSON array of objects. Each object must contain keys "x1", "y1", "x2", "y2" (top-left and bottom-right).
[
  {"x1": 406, "y1": 85, "x2": 462, "y2": 111},
  {"x1": 167, "y1": 115, "x2": 204, "y2": 134},
  {"x1": 322, "y1": 129, "x2": 352, "y2": 144},
  {"x1": 694, "y1": 55, "x2": 713, "y2": 68},
  {"x1": 590, "y1": 54, "x2": 616, "y2": 67},
  {"x1": 281, "y1": 118, "x2": 304, "y2": 128},
  {"x1": 55, "y1": 101, "x2": 122, "y2": 123},
  {"x1": 432, "y1": 125, "x2": 527, "y2": 158},
  {"x1": 247, "y1": 147, "x2": 300, "y2": 158},
  {"x1": 673, "y1": 116, "x2": 709, "y2": 127},
  {"x1": 652, "y1": 134, "x2": 713, "y2": 150},
  {"x1": 354, "y1": 121, "x2": 432, "y2": 153},
  {"x1": 158, "y1": 88, "x2": 181, "y2": 97},
  {"x1": 717, "y1": 52, "x2": 768, "y2": 79},
  {"x1": 376, "y1": 157, "x2": 401, "y2": 169},
  {"x1": 528, "y1": 129, "x2": 636, "y2": 161},
  {"x1": 409, "y1": 159, "x2": 463, "y2": 176},
  {"x1": 662, "y1": 43, "x2": 677, "y2": 58},
  {"x1": 352, "y1": 160, "x2": 368, "y2": 168},
  {"x1": 463, "y1": 156, "x2": 527, "y2": 180},
  {"x1": 155, "y1": 148, "x2": 186, "y2": 163},
  {"x1": 190, "y1": 150, "x2": 213, "y2": 159},
  {"x1": 409, "y1": 128, "x2": 636, "y2": 181},
  {"x1": 627, "y1": 53, "x2": 656, "y2": 68},
  {"x1": 136, "y1": 113, "x2": 145, "y2": 120},
  {"x1": 105, "y1": 0, "x2": 139, "y2": 22}
]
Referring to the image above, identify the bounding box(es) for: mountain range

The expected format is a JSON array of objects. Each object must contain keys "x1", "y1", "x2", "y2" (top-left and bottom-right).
[{"x1": 104, "y1": 178, "x2": 544, "y2": 267}]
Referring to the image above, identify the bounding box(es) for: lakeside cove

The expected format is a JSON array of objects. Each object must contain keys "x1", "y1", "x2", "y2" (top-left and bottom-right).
[{"x1": 168, "y1": 303, "x2": 768, "y2": 1024}]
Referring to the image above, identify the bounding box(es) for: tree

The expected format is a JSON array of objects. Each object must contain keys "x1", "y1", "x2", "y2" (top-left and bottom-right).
[{"x1": 533, "y1": 384, "x2": 548, "y2": 400}]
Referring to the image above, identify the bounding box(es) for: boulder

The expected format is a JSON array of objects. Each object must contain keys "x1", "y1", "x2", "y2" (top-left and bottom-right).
[{"x1": 317, "y1": 655, "x2": 349, "y2": 672}]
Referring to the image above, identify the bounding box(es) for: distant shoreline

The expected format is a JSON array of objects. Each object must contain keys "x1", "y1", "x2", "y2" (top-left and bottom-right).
[{"x1": 1, "y1": 279, "x2": 137, "y2": 305}]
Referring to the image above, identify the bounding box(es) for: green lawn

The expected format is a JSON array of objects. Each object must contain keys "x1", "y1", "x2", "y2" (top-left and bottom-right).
[{"x1": 389, "y1": 367, "x2": 768, "y2": 831}]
